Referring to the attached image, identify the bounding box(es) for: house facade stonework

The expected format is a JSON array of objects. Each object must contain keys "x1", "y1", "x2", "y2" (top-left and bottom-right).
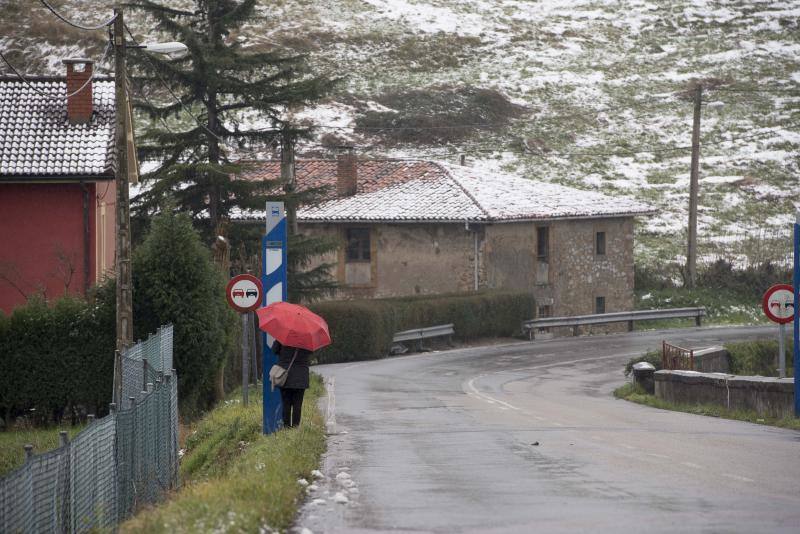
[{"x1": 238, "y1": 158, "x2": 652, "y2": 321}]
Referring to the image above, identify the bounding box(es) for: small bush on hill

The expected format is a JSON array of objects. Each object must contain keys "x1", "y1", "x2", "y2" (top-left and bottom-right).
[
  {"x1": 355, "y1": 86, "x2": 527, "y2": 144},
  {"x1": 309, "y1": 291, "x2": 535, "y2": 364},
  {"x1": 697, "y1": 260, "x2": 790, "y2": 298}
]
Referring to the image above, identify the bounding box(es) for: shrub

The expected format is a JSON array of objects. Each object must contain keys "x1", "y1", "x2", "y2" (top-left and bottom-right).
[
  {"x1": 309, "y1": 291, "x2": 535, "y2": 364},
  {"x1": 133, "y1": 210, "x2": 237, "y2": 416},
  {"x1": 623, "y1": 350, "x2": 662, "y2": 377},
  {"x1": 0, "y1": 295, "x2": 115, "y2": 425},
  {"x1": 725, "y1": 339, "x2": 794, "y2": 377},
  {"x1": 697, "y1": 260, "x2": 790, "y2": 298}
]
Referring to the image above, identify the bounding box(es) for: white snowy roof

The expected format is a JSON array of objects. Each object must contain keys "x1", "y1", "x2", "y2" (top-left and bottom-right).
[
  {"x1": 0, "y1": 78, "x2": 116, "y2": 179},
  {"x1": 290, "y1": 161, "x2": 654, "y2": 223}
]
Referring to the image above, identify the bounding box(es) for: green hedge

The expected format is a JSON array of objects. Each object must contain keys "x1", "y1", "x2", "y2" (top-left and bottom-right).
[
  {"x1": 309, "y1": 291, "x2": 535, "y2": 364},
  {"x1": 0, "y1": 296, "x2": 115, "y2": 426}
]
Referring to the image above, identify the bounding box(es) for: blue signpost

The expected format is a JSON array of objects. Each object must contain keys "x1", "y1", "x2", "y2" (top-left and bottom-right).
[
  {"x1": 262, "y1": 202, "x2": 288, "y2": 434},
  {"x1": 794, "y1": 213, "x2": 800, "y2": 417}
]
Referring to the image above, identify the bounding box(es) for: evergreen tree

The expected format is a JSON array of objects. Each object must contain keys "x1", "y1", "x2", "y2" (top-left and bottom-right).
[
  {"x1": 127, "y1": 0, "x2": 339, "y2": 300},
  {"x1": 133, "y1": 208, "x2": 236, "y2": 415}
]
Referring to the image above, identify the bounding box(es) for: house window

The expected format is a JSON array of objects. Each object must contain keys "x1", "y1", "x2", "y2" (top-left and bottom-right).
[
  {"x1": 345, "y1": 228, "x2": 370, "y2": 262},
  {"x1": 536, "y1": 226, "x2": 549, "y2": 262},
  {"x1": 595, "y1": 296, "x2": 606, "y2": 314},
  {"x1": 596, "y1": 231, "x2": 606, "y2": 256},
  {"x1": 537, "y1": 304, "x2": 552, "y2": 318}
]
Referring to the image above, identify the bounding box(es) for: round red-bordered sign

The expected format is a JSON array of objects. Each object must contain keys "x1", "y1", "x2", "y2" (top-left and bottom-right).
[
  {"x1": 762, "y1": 284, "x2": 794, "y2": 324},
  {"x1": 226, "y1": 274, "x2": 263, "y2": 313}
]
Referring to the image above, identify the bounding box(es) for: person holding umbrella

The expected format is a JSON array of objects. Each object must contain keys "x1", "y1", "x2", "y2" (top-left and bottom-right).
[
  {"x1": 271, "y1": 340, "x2": 311, "y2": 428},
  {"x1": 257, "y1": 302, "x2": 331, "y2": 429}
]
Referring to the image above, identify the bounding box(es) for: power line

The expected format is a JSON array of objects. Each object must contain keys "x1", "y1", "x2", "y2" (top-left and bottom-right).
[
  {"x1": 711, "y1": 87, "x2": 800, "y2": 94},
  {"x1": 123, "y1": 23, "x2": 229, "y2": 146},
  {"x1": 304, "y1": 120, "x2": 800, "y2": 159},
  {"x1": 0, "y1": 40, "x2": 112, "y2": 99},
  {"x1": 39, "y1": 0, "x2": 118, "y2": 31},
  {"x1": 308, "y1": 99, "x2": 684, "y2": 133}
]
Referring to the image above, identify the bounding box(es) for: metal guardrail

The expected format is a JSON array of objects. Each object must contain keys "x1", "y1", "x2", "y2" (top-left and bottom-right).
[
  {"x1": 393, "y1": 323, "x2": 455, "y2": 349},
  {"x1": 522, "y1": 307, "x2": 707, "y2": 339}
]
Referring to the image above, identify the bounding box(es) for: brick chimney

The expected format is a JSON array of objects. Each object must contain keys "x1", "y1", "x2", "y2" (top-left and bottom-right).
[
  {"x1": 336, "y1": 149, "x2": 358, "y2": 197},
  {"x1": 63, "y1": 59, "x2": 94, "y2": 124}
]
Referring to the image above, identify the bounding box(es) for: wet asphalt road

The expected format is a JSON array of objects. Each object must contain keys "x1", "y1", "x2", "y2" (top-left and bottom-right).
[{"x1": 297, "y1": 326, "x2": 800, "y2": 533}]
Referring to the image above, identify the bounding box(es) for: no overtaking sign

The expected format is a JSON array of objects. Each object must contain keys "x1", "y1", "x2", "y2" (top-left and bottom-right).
[
  {"x1": 762, "y1": 284, "x2": 794, "y2": 324},
  {"x1": 226, "y1": 274, "x2": 263, "y2": 313}
]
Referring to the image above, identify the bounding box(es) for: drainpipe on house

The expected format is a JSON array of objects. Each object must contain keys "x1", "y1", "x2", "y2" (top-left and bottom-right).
[
  {"x1": 80, "y1": 182, "x2": 91, "y2": 295},
  {"x1": 466, "y1": 219, "x2": 479, "y2": 291},
  {"x1": 473, "y1": 229, "x2": 479, "y2": 291}
]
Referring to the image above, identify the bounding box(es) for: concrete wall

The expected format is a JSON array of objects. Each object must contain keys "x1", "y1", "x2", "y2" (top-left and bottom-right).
[{"x1": 654, "y1": 370, "x2": 795, "y2": 419}]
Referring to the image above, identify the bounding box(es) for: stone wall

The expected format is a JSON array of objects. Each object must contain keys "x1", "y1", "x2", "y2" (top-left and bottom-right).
[
  {"x1": 654, "y1": 370, "x2": 795, "y2": 419},
  {"x1": 549, "y1": 218, "x2": 634, "y2": 319},
  {"x1": 301, "y1": 223, "x2": 477, "y2": 299},
  {"x1": 299, "y1": 216, "x2": 636, "y2": 319}
]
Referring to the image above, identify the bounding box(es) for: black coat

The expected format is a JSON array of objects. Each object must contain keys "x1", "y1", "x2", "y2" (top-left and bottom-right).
[{"x1": 274, "y1": 342, "x2": 311, "y2": 390}]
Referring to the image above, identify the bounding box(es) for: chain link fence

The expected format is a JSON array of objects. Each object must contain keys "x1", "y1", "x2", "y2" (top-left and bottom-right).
[{"x1": 0, "y1": 325, "x2": 178, "y2": 533}]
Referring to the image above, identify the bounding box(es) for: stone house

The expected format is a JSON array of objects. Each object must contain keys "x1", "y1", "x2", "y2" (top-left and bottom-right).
[
  {"x1": 0, "y1": 59, "x2": 124, "y2": 313},
  {"x1": 238, "y1": 155, "x2": 653, "y2": 320}
]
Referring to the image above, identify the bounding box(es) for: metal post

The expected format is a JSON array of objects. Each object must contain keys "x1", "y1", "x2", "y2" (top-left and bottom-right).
[
  {"x1": 778, "y1": 322, "x2": 787, "y2": 378},
  {"x1": 23, "y1": 444, "x2": 33, "y2": 462},
  {"x1": 114, "y1": 7, "x2": 133, "y2": 353},
  {"x1": 793, "y1": 212, "x2": 800, "y2": 416},
  {"x1": 242, "y1": 312, "x2": 249, "y2": 406},
  {"x1": 59, "y1": 431, "x2": 69, "y2": 447},
  {"x1": 263, "y1": 202, "x2": 287, "y2": 434}
]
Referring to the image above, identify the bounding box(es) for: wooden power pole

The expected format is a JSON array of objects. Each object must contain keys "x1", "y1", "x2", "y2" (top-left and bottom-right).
[
  {"x1": 686, "y1": 83, "x2": 702, "y2": 288},
  {"x1": 114, "y1": 8, "x2": 133, "y2": 354},
  {"x1": 281, "y1": 129, "x2": 298, "y2": 235}
]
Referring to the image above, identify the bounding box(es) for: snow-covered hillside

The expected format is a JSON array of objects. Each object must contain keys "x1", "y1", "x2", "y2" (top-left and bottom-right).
[{"x1": 2, "y1": 0, "x2": 798, "y2": 268}]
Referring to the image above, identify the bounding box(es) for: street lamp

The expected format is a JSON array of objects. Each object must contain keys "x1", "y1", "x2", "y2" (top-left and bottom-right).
[
  {"x1": 135, "y1": 42, "x2": 189, "y2": 60},
  {"x1": 112, "y1": 7, "x2": 185, "y2": 405}
]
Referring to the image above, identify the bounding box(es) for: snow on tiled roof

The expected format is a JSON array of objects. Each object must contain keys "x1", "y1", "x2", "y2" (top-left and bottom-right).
[
  {"x1": 443, "y1": 163, "x2": 655, "y2": 221},
  {"x1": 239, "y1": 159, "x2": 654, "y2": 223},
  {"x1": 0, "y1": 78, "x2": 115, "y2": 178},
  {"x1": 300, "y1": 176, "x2": 484, "y2": 222}
]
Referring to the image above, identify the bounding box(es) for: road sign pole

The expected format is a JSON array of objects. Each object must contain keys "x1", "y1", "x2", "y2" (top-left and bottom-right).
[
  {"x1": 242, "y1": 312, "x2": 249, "y2": 406},
  {"x1": 778, "y1": 322, "x2": 786, "y2": 379},
  {"x1": 794, "y1": 213, "x2": 800, "y2": 416},
  {"x1": 263, "y1": 202, "x2": 288, "y2": 434}
]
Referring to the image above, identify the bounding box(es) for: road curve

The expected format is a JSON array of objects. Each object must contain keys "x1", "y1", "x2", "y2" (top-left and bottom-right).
[{"x1": 297, "y1": 326, "x2": 800, "y2": 533}]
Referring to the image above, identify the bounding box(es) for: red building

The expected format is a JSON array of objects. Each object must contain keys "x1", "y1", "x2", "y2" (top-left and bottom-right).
[{"x1": 0, "y1": 59, "x2": 118, "y2": 313}]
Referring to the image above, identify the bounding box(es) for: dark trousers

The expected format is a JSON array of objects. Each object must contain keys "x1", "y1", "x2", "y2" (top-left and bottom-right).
[{"x1": 280, "y1": 387, "x2": 305, "y2": 428}]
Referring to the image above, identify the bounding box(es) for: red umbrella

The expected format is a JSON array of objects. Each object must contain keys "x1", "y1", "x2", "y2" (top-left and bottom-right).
[{"x1": 256, "y1": 302, "x2": 331, "y2": 352}]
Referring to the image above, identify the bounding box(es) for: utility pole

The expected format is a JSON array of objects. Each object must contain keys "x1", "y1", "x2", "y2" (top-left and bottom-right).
[
  {"x1": 686, "y1": 83, "x2": 702, "y2": 288},
  {"x1": 114, "y1": 7, "x2": 133, "y2": 354},
  {"x1": 281, "y1": 129, "x2": 298, "y2": 235}
]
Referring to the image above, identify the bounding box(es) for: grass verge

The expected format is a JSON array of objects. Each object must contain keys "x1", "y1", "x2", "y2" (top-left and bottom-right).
[
  {"x1": 0, "y1": 424, "x2": 85, "y2": 477},
  {"x1": 120, "y1": 375, "x2": 326, "y2": 533},
  {"x1": 613, "y1": 383, "x2": 800, "y2": 431}
]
